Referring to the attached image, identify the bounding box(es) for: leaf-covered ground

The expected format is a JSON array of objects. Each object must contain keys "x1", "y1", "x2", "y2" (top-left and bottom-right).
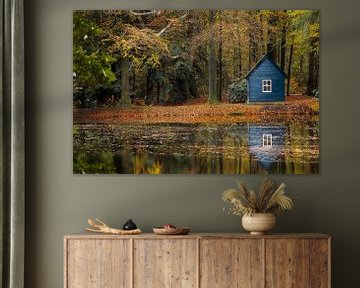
[{"x1": 74, "y1": 95, "x2": 319, "y2": 124}]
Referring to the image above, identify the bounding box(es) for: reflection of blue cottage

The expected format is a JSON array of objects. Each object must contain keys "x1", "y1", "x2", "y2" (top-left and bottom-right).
[
  {"x1": 248, "y1": 125, "x2": 286, "y2": 169},
  {"x1": 245, "y1": 55, "x2": 287, "y2": 103}
]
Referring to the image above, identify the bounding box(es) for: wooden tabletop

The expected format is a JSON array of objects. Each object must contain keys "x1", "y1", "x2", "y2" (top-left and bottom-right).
[{"x1": 64, "y1": 232, "x2": 330, "y2": 240}]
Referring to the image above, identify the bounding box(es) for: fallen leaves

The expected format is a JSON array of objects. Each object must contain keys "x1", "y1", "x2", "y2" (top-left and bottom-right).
[{"x1": 74, "y1": 95, "x2": 319, "y2": 125}]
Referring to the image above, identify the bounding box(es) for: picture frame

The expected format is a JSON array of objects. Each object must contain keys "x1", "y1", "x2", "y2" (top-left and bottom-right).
[{"x1": 73, "y1": 10, "x2": 320, "y2": 175}]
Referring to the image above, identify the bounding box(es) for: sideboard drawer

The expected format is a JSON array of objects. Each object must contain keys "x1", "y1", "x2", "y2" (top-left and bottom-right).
[
  {"x1": 200, "y1": 238, "x2": 263, "y2": 288},
  {"x1": 64, "y1": 233, "x2": 330, "y2": 288},
  {"x1": 66, "y1": 239, "x2": 131, "y2": 288},
  {"x1": 134, "y1": 239, "x2": 198, "y2": 288},
  {"x1": 265, "y1": 238, "x2": 329, "y2": 288}
]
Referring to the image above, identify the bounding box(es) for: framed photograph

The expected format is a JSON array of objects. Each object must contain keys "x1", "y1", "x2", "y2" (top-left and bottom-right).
[{"x1": 73, "y1": 10, "x2": 319, "y2": 174}]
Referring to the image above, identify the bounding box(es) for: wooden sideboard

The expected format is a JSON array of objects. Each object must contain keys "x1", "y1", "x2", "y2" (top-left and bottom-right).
[{"x1": 64, "y1": 233, "x2": 330, "y2": 288}]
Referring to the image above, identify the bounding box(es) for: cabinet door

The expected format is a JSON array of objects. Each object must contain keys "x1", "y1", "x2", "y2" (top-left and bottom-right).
[
  {"x1": 266, "y1": 239, "x2": 310, "y2": 288},
  {"x1": 134, "y1": 239, "x2": 198, "y2": 288},
  {"x1": 200, "y1": 239, "x2": 264, "y2": 288},
  {"x1": 66, "y1": 239, "x2": 131, "y2": 288},
  {"x1": 309, "y1": 239, "x2": 330, "y2": 288}
]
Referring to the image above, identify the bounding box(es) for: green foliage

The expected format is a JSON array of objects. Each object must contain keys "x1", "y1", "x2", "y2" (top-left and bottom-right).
[
  {"x1": 73, "y1": 47, "x2": 116, "y2": 87},
  {"x1": 73, "y1": 12, "x2": 116, "y2": 88},
  {"x1": 73, "y1": 84, "x2": 121, "y2": 108},
  {"x1": 94, "y1": 84, "x2": 121, "y2": 105},
  {"x1": 73, "y1": 152, "x2": 117, "y2": 174},
  {"x1": 222, "y1": 179, "x2": 295, "y2": 216},
  {"x1": 149, "y1": 69, "x2": 165, "y2": 85},
  {"x1": 73, "y1": 88, "x2": 97, "y2": 108},
  {"x1": 145, "y1": 68, "x2": 167, "y2": 104},
  {"x1": 170, "y1": 61, "x2": 197, "y2": 103},
  {"x1": 228, "y1": 79, "x2": 247, "y2": 103}
]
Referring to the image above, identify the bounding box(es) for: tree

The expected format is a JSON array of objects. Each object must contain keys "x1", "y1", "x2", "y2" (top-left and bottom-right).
[
  {"x1": 105, "y1": 12, "x2": 170, "y2": 105},
  {"x1": 287, "y1": 10, "x2": 319, "y2": 95},
  {"x1": 217, "y1": 12, "x2": 223, "y2": 101},
  {"x1": 306, "y1": 10, "x2": 319, "y2": 96},
  {"x1": 280, "y1": 11, "x2": 287, "y2": 71},
  {"x1": 287, "y1": 34, "x2": 294, "y2": 96},
  {"x1": 236, "y1": 31, "x2": 242, "y2": 78},
  {"x1": 247, "y1": 10, "x2": 258, "y2": 70},
  {"x1": 266, "y1": 11, "x2": 278, "y2": 60},
  {"x1": 120, "y1": 57, "x2": 131, "y2": 105},
  {"x1": 208, "y1": 10, "x2": 218, "y2": 104}
]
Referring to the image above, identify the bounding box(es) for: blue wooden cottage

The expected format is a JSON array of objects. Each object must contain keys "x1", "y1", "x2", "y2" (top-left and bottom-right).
[{"x1": 245, "y1": 55, "x2": 287, "y2": 103}]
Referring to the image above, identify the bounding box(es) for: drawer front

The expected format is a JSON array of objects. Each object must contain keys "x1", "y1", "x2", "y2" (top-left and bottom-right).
[
  {"x1": 66, "y1": 239, "x2": 131, "y2": 288},
  {"x1": 265, "y1": 239, "x2": 329, "y2": 288},
  {"x1": 133, "y1": 239, "x2": 198, "y2": 288},
  {"x1": 200, "y1": 239, "x2": 264, "y2": 288}
]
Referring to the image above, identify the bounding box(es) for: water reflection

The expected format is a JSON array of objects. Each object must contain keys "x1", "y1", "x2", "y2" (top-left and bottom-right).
[
  {"x1": 73, "y1": 122, "x2": 319, "y2": 174},
  {"x1": 248, "y1": 125, "x2": 286, "y2": 170}
]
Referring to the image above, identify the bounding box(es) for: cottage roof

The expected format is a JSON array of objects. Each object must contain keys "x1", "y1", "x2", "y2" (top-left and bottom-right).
[{"x1": 245, "y1": 54, "x2": 287, "y2": 79}]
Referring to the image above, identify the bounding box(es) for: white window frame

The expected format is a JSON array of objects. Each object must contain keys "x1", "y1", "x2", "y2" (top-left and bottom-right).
[
  {"x1": 263, "y1": 134, "x2": 273, "y2": 147},
  {"x1": 262, "y1": 80, "x2": 272, "y2": 93}
]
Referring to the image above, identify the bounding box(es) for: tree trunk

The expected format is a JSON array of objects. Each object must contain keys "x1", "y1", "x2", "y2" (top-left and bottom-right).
[
  {"x1": 278, "y1": 40, "x2": 281, "y2": 64},
  {"x1": 145, "y1": 69, "x2": 152, "y2": 103},
  {"x1": 233, "y1": 49, "x2": 237, "y2": 78},
  {"x1": 306, "y1": 11, "x2": 319, "y2": 96},
  {"x1": 217, "y1": 17, "x2": 223, "y2": 101},
  {"x1": 314, "y1": 56, "x2": 319, "y2": 94},
  {"x1": 280, "y1": 14, "x2": 287, "y2": 71},
  {"x1": 234, "y1": 22, "x2": 242, "y2": 79},
  {"x1": 120, "y1": 57, "x2": 131, "y2": 106},
  {"x1": 238, "y1": 38, "x2": 242, "y2": 78},
  {"x1": 259, "y1": 13, "x2": 266, "y2": 55},
  {"x1": 248, "y1": 11, "x2": 256, "y2": 70},
  {"x1": 248, "y1": 40, "x2": 252, "y2": 71},
  {"x1": 235, "y1": 11, "x2": 242, "y2": 79},
  {"x1": 248, "y1": 39, "x2": 256, "y2": 70},
  {"x1": 287, "y1": 35, "x2": 294, "y2": 96},
  {"x1": 267, "y1": 12, "x2": 278, "y2": 61},
  {"x1": 208, "y1": 10, "x2": 218, "y2": 104},
  {"x1": 306, "y1": 45, "x2": 316, "y2": 96},
  {"x1": 132, "y1": 68, "x2": 136, "y2": 93},
  {"x1": 156, "y1": 82, "x2": 160, "y2": 104}
]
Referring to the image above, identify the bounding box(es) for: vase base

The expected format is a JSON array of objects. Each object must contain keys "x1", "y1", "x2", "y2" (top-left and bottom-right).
[{"x1": 250, "y1": 231, "x2": 266, "y2": 235}]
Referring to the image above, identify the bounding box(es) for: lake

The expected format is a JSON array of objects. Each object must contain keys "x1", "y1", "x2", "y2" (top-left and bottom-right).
[{"x1": 73, "y1": 122, "x2": 319, "y2": 174}]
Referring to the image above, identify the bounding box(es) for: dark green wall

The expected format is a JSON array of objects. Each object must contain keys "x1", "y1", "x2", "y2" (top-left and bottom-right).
[{"x1": 24, "y1": 0, "x2": 360, "y2": 287}]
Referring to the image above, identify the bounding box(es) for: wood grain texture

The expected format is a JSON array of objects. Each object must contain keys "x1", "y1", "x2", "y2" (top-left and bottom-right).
[
  {"x1": 310, "y1": 239, "x2": 330, "y2": 288},
  {"x1": 64, "y1": 234, "x2": 330, "y2": 288},
  {"x1": 265, "y1": 239, "x2": 310, "y2": 288},
  {"x1": 65, "y1": 233, "x2": 330, "y2": 240},
  {"x1": 66, "y1": 239, "x2": 131, "y2": 288},
  {"x1": 200, "y1": 239, "x2": 264, "y2": 288},
  {"x1": 133, "y1": 239, "x2": 198, "y2": 288}
]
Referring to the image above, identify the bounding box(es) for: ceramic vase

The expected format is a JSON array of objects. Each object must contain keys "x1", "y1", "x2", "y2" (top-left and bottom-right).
[{"x1": 242, "y1": 213, "x2": 276, "y2": 235}]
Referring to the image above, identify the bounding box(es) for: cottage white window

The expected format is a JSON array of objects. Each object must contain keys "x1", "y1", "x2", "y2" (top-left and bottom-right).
[
  {"x1": 262, "y1": 80, "x2": 272, "y2": 92},
  {"x1": 263, "y1": 134, "x2": 273, "y2": 147}
]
